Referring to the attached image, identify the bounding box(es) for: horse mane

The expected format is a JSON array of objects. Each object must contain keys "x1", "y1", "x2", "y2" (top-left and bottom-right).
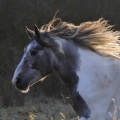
[{"x1": 40, "y1": 18, "x2": 120, "y2": 59}]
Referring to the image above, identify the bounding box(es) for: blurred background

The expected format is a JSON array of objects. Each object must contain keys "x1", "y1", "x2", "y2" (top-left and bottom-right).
[{"x1": 0, "y1": 0, "x2": 120, "y2": 108}]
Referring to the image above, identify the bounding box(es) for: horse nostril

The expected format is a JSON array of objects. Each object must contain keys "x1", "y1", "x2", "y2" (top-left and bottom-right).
[{"x1": 15, "y1": 78, "x2": 22, "y2": 87}]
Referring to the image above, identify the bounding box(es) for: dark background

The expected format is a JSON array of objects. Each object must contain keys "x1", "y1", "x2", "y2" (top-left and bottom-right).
[{"x1": 0, "y1": 0, "x2": 120, "y2": 107}]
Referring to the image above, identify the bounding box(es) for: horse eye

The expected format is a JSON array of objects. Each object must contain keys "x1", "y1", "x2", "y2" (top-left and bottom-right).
[{"x1": 30, "y1": 49, "x2": 38, "y2": 55}]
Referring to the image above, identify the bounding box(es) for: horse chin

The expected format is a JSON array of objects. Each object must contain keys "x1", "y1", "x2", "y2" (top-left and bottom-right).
[
  {"x1": 21, "y1": 87, "x2": 30, "y2": 93},
  {"x1": 16, "y1": 85, "x2": 30, "y2": 93}
]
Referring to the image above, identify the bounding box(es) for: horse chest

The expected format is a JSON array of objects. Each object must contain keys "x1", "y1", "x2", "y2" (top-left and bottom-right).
[{"x1": 71, "y1": 89, "x2": 91, "y2": 118}]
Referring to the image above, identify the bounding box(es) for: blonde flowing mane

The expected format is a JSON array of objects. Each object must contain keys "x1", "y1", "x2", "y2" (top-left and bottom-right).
[{"x1": 40, "y1": 18, "x2": 120, "y2": 59}]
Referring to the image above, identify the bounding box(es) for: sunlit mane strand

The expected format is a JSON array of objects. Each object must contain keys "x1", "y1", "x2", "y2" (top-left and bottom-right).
[{"x1": 40, "y1": 18, "x2": 120, "y2": 59}]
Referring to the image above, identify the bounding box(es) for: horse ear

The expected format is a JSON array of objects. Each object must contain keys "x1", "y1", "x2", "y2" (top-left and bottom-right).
[
  {"x1": 34, "y1": 24, "x2": 54, "y2": 47},
  {"x1": 34, "y1": 24, "x2": 40, "y2": 38},
  {"x1": 25, "y1": 26, "x2": 35, "y2": 39}
]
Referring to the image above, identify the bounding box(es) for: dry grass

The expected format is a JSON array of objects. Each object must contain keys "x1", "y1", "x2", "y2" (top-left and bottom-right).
[
  {"x1": 0, "y1": 97, "x2": 79, "y2": 120},
  {"x1": 1, "y1": 97, "x2": 120, "y2": 120}
]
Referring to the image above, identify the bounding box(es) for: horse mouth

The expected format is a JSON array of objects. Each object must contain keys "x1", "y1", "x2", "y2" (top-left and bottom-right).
[
  {"x1": 15, "y1": 83, "x2": 30, "y2": 93},
  {"x1": 16, "y1": 86, "x2": 30, "y2": 93},
  {"x1": 21, "y1": 87, "x2": 30, "y2": 93}
]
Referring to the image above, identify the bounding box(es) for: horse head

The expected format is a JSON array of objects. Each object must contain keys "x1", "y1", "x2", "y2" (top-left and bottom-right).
[{"x1": 12, "y1": 25, "x2": 57, "y2": 93}]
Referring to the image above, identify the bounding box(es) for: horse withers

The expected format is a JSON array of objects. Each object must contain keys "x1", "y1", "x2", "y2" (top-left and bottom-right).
[{"x1": 12, "y1": 18, "x2": 120, "y2": 120}]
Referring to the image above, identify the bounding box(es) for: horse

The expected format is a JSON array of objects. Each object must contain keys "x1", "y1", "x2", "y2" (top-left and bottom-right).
[{"x1": 12, "y1": 18, "x2": 120, "y2": 120}]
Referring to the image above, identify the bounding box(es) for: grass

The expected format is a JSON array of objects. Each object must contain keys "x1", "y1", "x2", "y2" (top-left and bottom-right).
[
  {"x1": 0, "y1": 96, "x2": 79, "y2": 120},
  {"x1": 0, "y1": 96, "x2": 120, "y2": 120}
]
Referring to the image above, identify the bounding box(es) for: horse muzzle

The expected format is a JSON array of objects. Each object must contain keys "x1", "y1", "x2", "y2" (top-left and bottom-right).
[{"x1": 12, "y1": 77, "x2": 29, "y2": 92}]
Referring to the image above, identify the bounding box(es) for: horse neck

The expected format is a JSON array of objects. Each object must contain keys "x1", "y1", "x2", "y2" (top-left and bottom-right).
[
  {"x1": 54, "y1": 38, "x2": 80, "y2": 92},
  {"x1": 78, "y1": 48, "x2": 103, "y2": 70},
  {"x1": 77, "y1": 48, "x2": 109, "y2": 78},
  {"x1": 76, "y1": 47, "x2": 120, "y2": 90},
  {"x1": 55, "y1": 43, "x2": 106, "y2": 91}
]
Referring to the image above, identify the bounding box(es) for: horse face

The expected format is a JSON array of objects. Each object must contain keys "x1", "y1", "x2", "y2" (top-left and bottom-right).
[{"x1": 12, "y1": 26, "x2": 55, "y2": 93}]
